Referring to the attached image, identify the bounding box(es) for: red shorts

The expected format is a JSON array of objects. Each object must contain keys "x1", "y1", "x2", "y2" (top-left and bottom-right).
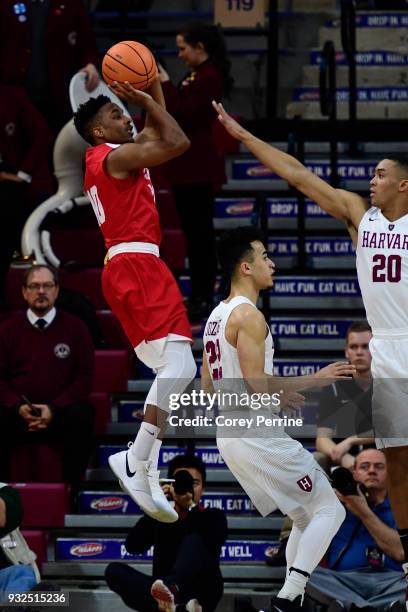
[{"x1": 102, "y1": 253, "x2": 192, "y2": 349}]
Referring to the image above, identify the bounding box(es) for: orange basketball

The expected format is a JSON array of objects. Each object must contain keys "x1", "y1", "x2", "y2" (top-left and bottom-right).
[{"x1": 102, "y1": 40, "x2": 157, "y2": 90}]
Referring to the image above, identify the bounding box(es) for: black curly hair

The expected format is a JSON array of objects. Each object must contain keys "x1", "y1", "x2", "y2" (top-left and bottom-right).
[{"x1": 73, "y1": 95, "x2": 111, "y2": 145}]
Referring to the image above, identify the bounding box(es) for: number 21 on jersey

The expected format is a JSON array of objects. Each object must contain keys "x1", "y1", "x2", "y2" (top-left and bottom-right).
[
  {"x1": 87, "y1": 185, "x2": 106, "y2": 226},
  {"x1": 205, "y1": 339, "x2": 223, "y2": 381}
]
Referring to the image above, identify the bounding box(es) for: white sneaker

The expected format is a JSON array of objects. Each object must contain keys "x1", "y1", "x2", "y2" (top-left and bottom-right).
[
  {"x1": 108, "y1": 449, "x2": 178, "y2": 523},
  {"x1": 147, "y1": 465, "x2": 178, "y2": 523},
  {"x1": 151, "y1": 579, "x2": 176, "y2": 611}
]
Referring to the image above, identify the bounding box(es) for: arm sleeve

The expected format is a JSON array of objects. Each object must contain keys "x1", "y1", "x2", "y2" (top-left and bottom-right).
[
  {"x1": 125, "y1": 516, "x2": 156, "y2": 554},
  {"x1": 51, "y1": 318, "x2": 95, "y2": 408},
  {"x1": 16, "y1": 88, "x2": 53, "y2": 176},
  {"x1": 162, "y1": 71, "x2": 222, "y2": 130},
  {"x1": 0, "y1": 487, "x2": 23, "y2": 538}
]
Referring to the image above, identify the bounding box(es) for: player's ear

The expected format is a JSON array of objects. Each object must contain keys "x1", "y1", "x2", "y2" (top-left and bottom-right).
[
  {"x1": 398, "y1": 179, "x2": 408, "y2": 193},
  {"x1": 240, "y1": 261, "x2": 251, "y2": 276},
  {"x1": 93, "y1": 125, "x2": 104, "y2": 140}
]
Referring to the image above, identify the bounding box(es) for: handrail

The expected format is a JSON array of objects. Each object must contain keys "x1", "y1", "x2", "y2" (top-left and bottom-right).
[
  {"x1": 340, "y1": 0, "x2": 357, "y2": 134},
  {"x1": 319, "y1": 40, "x2": 339, "y2": 187}
]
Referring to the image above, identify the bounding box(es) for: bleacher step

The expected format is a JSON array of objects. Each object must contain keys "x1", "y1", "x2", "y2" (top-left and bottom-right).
[
  {"x1": 42, "y1": 561, "x2": 285, "y2": 581},
  {"x1": 318, "y1": 25, "x2": 408, "y2": 51},
  {"x1": 286, "y1": 100, "x2": 408, "y2": 119},
  {"x1": 303, "y1": 64, "x2": 408, "y2": 88},
  {"x1": 64, "y1": 514, "x2": 282, "y2": 531}
]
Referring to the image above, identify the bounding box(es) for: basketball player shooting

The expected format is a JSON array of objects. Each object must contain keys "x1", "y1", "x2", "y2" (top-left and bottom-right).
[
  {"x1": 73, "y1": 77, "x2": 197, "y2": 523},
  {"x1": 212, "y1": 100, "x2": 408, "y2": 605}
]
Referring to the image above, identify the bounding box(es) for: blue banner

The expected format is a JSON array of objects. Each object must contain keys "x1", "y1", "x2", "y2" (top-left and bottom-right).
[
  {"x1": 214, "y1": 198, "x2": 255, "y2": 218},
  {"x1": 273, "y1": 360, "x2": 332, "y2": 376},
  {"x1": 268, "y1": 238, "x2": 354, "y2": 257},
  {"x1": 272, "y1": 277, "x2": 360, "y2": 297},
  {"x1": 56, "y1": 538, "x2": 277, "y2": 562},
  {"x1": 99, "y1": 445, "x2": 226, "y2": 469},
  {"x1": 214, "y1": 198, "x2": 331, "y2": 219},
  {"x1": 233, "y1": 160, "x2": 375, "y2": 181},
  {"x1": 294, "y1": 87, "x2": 408, "y2": 102},
  {"x1": 310, "y1": 50, "x2": 408, "y2": 66},
  {"x1": 268, "y1": 199, "x2": 330, "y2": 218},
  {"x1": 269, "y1": 319, "x2": 353, "y2": 338},
  {"x1": 78, "y1": 491, "x2": 258, "y2": 515}
]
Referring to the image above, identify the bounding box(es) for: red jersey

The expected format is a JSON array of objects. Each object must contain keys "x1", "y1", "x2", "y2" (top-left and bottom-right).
[{"x1": 84, "y1": 143, "x2": 161, "y2": 248}]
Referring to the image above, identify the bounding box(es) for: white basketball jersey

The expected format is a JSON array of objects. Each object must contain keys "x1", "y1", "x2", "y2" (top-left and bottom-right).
[
  {"x1": 203, "y1": 296, "x2": 274, "y2": 386},
  {"x1": 356, "y1": 206, "x2": 408, "y2": 332}
]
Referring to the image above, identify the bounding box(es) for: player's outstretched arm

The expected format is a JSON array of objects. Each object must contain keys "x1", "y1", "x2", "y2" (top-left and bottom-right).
[
  {"x1": 108, "y1": 82, "x2": 190, "y2": 173},
  {"x1": 233, "y1": 306, "x2": 355, "y2": 399},
  {"x1": 212, "y1": 101, "x2": 368, "y2": 232}
]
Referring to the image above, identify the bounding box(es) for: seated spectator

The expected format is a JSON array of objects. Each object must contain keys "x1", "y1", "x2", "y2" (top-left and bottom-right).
[
  {"x1": 316, "y1": 321, "x2": 375, "y2": 472},
  {"x1": 0, "y1": 84, "x2": 53, "y2": 303},
  {"x1": 0, "y1": 0, "x2": 99, "y2": 132},
  {"x1": 0, "y1": 265, "x2": 94, "y2": 493},
  {"x1": 0, "y1": 483, "x2": 39, "y2": 601},
  {"x1": 307, "y1": 449, "x2": 405, "y2": 611},
  {"x1": 105, "y1": 454, "x2": 227, "y2": 612}
]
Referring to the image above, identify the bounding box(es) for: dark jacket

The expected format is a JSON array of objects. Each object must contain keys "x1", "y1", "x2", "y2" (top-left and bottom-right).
[
  {"x1": 0, "y1": 310, "x2": 94, "y2": 409},
  {"x1": 126, "y1": 505, "x2": 227, "y2": 578},
  {"x1": 162, "y1": 60, "x2": 226, "y2": 187}
]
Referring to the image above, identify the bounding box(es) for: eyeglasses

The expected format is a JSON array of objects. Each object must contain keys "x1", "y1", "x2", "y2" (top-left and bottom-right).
[{"x1": 25, "y1": 282, "x2": 57, "y2": 291}]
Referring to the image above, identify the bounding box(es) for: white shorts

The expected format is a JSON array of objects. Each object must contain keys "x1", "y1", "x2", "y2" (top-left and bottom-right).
[
  {"x1": 135, "y1": 333, "x2": 191, "y2": 370},
  {"x1": 216, "y1": 434, "x2": 331, "y2": 517},
  {"x1": 370, "y1": 336, "x2": 408, "y2": 449}
]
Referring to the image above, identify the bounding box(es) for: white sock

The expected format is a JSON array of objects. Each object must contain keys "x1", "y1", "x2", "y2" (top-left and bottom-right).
[
  {"x1": 129, "y1": 423, "x2": 160, "y2": 463},
  {"x1": 278, "y1": 567, "x2": 308, "y2": 601},
  {"x1": 148, "y1": 439, "x2": 162, "y2": 470}
]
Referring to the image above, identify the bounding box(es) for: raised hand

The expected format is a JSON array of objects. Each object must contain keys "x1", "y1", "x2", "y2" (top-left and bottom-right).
[{"x1": 212, "y1": 100, "x2": 249, "y2": 141}]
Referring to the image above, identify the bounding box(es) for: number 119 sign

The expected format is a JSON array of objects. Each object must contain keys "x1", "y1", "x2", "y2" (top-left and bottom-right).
[{"x1": 215, "y1": 0, "x2": 266, "y2": 28}]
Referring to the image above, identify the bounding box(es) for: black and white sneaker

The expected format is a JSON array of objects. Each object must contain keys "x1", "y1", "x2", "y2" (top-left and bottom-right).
[{"x1": 108, "y1": 448, "x2": 177, "y2": 522}]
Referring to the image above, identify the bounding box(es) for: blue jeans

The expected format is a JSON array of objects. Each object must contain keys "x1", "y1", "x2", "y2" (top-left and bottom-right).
[
  {"x1": 309, "y1": 567, "x2": 405, "y2": 610},
  {"x1": 0, "y1": 565, "x2": 37, "y2": 602}
]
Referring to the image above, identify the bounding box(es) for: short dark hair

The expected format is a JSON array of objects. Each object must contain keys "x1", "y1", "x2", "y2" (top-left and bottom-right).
[
  {"x1": 23, "y1": 264, "x2": 59, "y2": 287},
  {"x1": 345, "y1": 320, "x2": 372, "y2": 343},
  {"x1": 385, "y1": 156, "x2": 408, "y2": 176},
  {"x1": 73, "y1": 95, "x2": 111, "y2": 144},
  {"x1": 217, "y1": 226, "x2": 265, "y2": 279},
  {"x1": 167, "y1": 454, "x2": 206, "y2": 486}
]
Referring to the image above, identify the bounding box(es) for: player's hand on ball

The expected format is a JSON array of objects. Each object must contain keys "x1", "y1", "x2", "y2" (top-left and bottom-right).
[
  {"x1": 212, "y1": 101, "x2": 248, "y2": 141},
  {"x1": 110, "y1": 81, "x2": 153, "y2": 106}
]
